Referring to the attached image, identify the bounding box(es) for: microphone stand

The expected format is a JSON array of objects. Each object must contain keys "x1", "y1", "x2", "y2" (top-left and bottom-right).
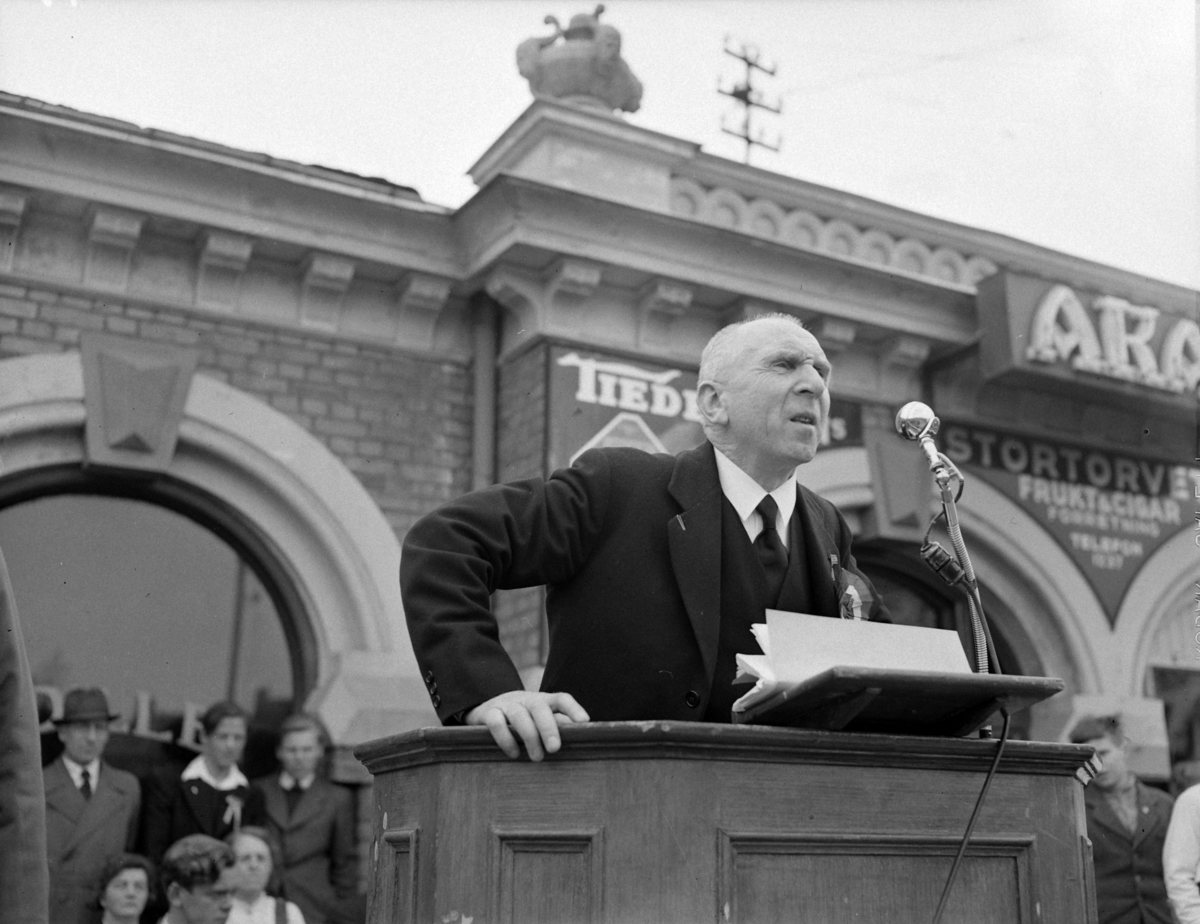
[{"x1": 896, "y1": 404, "x2": 1013, "y2": 924}]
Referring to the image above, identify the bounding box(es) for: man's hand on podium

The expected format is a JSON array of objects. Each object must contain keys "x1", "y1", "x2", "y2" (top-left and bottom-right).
[{"x1": 465, "y1": 691, "x2": 590, "y2": 761}]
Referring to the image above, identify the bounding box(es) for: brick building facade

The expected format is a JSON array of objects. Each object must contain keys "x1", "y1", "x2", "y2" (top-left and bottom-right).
[{"x1": 1, "y1": 76, "x2": 1197, "y2": 790}]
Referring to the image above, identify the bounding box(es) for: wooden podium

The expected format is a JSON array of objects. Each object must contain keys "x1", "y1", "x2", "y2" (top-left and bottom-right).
[{"x1": 355, "y1": 722, "x2": 1098, "y2": 924}]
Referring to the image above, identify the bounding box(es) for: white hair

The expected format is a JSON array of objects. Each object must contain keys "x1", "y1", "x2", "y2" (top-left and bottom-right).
[{"x1": 698, "y1": 313, "x2": 809, "y2": 385}]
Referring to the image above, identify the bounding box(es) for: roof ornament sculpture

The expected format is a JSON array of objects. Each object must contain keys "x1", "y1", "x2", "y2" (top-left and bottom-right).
[{"x1": 516, "y1": 5, "x2": 643, "y2": 114}]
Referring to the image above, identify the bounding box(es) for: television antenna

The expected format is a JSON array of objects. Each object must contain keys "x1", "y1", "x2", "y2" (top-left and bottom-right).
[{"x1": 718, "y1": 38, "x2": 782, "y2": 164}]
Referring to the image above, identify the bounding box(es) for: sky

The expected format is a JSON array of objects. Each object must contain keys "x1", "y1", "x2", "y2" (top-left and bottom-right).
[{"x1": 0, "y1": 0, "x2": 1195, "y2": 289}]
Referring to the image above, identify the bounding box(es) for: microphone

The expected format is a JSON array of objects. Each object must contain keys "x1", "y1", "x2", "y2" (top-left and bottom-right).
[{"x1": 895, "y1": 401, "x2": 947, "y2": 479}]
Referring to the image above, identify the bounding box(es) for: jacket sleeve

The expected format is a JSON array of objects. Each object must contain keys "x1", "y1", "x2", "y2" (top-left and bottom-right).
[
  {"x1": 125, "y1": 776, "x2": 142, "y2": 851},
  {"x1": 139, "y1": 769, "x2": 175, "y2": 865},
  {"x1": 329, "y1": 785, "x2": 359, "y2": 898},
  {"x1": 400, "y1": 450, "x2": 614, "y2": 723},
  {"x1": 1164, "y1": 786, "x2": 1200, "y2": 924},
  {"x1": 0, "y1": 547, "x2": 49, "y2": 924}
]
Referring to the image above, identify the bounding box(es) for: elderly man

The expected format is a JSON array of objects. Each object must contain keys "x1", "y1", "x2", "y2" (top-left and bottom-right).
[
  {"x1": 158, "y1": 834, "x2": 237, "y2": 924},
  {"x1": 1071, "y1": 715, "x2": 1173, "y2": 924},
  {"x1": 401, "y1": 314, "x2": 888, "y2": 760},
  {"x1": 43, "y1": 687, "x2": 141, "y2": 924}
]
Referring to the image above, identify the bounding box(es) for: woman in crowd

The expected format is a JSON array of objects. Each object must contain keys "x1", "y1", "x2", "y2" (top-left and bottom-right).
[
  {"x1": 226, "y1": 826, "x2": 306, "y2": 924},
  {"x1": 142, "y1": 701, "x2": 261, "y2": 864},
  {"x1": 93, "y1": 854, "x2": 154, "y2": 924}
]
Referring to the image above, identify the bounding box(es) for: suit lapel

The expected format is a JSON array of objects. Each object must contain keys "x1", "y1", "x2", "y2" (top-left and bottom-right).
[
  {"x1": 1131, "y1": 784, "x2": 1167, "y2": 848},
  {"x1": 288, "y1": 780, "x2": 327, "y2": 831},
  {"x1": 667, "y1": 443, "x2": 723, "y2": 682},
  {"x1": 63, "y1": 762, "x2": 124, "y2": 855},
  {"x1": 263, "y1": 779, "x2": 290, "y2": 830},
  {"x1": 1086, "y1": 787, "x2": 1133, "y2": 844},
  {"x1": 44, "y1": 758, "x2": 86, "y2": 829},
  {"x1": 796, "y1": 486, "x2": 840, "y2": 618}
]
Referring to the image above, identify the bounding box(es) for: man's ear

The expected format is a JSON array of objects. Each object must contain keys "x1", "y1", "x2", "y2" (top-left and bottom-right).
[
  {"x1": 696, "y1": 381, "x2": 727, "y2": 427},
  {"x1": 166, "y1": 882, "x2": 185, "y2": 908}
]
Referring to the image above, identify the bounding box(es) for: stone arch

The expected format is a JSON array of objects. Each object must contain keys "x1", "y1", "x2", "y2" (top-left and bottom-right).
[
  {"x1": 1119, "y1": 529, "x2": 1198, "y2": 695},
  {"x1": 0, "y1": 351, "x2": 435, "y2": 745}
]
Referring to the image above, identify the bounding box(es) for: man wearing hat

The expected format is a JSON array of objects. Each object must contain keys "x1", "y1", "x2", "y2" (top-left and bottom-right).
[{"x1": 43, "y1": 687, "x2": 141, "y2": 924}]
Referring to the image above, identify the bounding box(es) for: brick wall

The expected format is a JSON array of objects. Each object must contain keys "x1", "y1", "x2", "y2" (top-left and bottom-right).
[
  {"x1": 492, "y1": 341, "x2": 549, "y2": 673},
  {"x1": 0, "y1": 282, "x2": 475, "y2": 540}
]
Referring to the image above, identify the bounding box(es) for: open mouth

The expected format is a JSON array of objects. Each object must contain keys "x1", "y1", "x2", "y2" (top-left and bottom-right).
[{"x1": 789, "y1": 412, "x2": 817, "y2": 426}]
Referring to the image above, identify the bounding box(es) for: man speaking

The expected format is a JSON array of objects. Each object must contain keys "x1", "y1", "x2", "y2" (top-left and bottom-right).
[{"x1": 400, "y1": 314, "x2": 888, "y2": 760}]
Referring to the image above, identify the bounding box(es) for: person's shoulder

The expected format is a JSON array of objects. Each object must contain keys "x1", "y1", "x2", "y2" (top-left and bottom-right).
[
  {"x1": 101, "y1": 761, "x2": 140, "y2": 792},
  {"x1": 1141, "y1": 781, "x2": 1175, "y2": 807},
  {"x1": 571, "y1": 445, "x2": 679, "y2": 473}
]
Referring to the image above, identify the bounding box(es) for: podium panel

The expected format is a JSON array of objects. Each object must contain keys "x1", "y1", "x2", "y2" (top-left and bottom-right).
[{"x1": 355, "y1": 722, "x2": 1096, "y2": 924}]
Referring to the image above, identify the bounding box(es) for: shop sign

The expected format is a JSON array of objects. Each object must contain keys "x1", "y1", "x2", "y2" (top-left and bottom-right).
[
  {"x1": 942, "y1": 421, "x2": 1199, "y2": 624},
  {"x1": 548, "y1": 346, "x2": 862, "y2": 471},
  {"x1": 977, "y1": 272, "x2": 1200, "y2": 399}
]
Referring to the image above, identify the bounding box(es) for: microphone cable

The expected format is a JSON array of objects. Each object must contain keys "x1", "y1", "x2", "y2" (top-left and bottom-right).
[{"x1": 930, "y1": 708, "x2": 1012, "y2": 924}]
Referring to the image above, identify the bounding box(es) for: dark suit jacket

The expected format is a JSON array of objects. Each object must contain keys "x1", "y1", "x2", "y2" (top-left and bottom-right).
[
  {"x1": 401, "y1": 443, "x2": 887, "y2": 723},
  {"x1": 44, "y1": 757, "x2": 140, "y2": 924},
  {"x1": 0, "y1": 548, "x2": 49, "y2": 924},
  {"x1": 140, "y1": 765, "x2": 261, "y2": 865},
  {"x1": 1084, "y1": 781, "x2": 1174, "y2": 924},
  {"x1": 254, "y1": 776, "x2": 358, "y2": 924}
]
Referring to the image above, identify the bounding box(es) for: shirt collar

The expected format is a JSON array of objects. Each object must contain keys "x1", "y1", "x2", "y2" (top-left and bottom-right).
[
  {"x1": 712, "y1": 447, "x2": 797, "y2": 545},
  {"x1": 279, "y1": 771, "x2": 314, "y2": 791},
  {"x1": 62, "y1": 756, "x2": 100, "y2": 787},
  {"x1": 181, "y1": 754, "x2": 249, "y2": 791}
]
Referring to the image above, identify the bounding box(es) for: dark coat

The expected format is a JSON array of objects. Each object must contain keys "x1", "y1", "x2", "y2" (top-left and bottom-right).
[
  {"x1": 43, "y1": 757, "x2": 140, "y2": 924},
  {"x1": 1084, "y1": 781, "x2": 1174, "y2": 924},
  {"x1": 0, "y1": 548, "x2": 49, "y2": 924},
  {"x1": 401, "y1": 443, "x2": 887, "y2": 723},
  {"x1": 254, "y1": 776, "x2": 358, "y2": 924},
  {"x1": 140, "y1": 765, "x2": 262, "y2": 864}
]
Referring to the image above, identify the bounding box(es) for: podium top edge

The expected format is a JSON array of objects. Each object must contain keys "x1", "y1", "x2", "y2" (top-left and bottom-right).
[{"x1": 352, "y1": 720, "x2": 1095, "y2": 778}]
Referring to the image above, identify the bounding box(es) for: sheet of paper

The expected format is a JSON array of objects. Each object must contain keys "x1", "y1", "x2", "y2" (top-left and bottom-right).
[{"x1": 764, "y1": 609, "x2": 972, "y2": 683}]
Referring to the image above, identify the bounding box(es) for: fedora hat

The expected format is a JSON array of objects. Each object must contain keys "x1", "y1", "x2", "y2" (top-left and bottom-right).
[{"x1": 55, "y1": 687, "x2": 118, "y2": 725}]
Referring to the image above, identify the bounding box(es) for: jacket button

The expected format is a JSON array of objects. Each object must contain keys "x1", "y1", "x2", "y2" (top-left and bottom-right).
[
  {"x1": 425, "y1": 670, "x2": 435, "y2": 683},
  {"x1": 431, "y1": 694, "x2": 441, "y2": 708},
  {"x1": 685, "y1": 691, "x2": 701, "y2": 708}
]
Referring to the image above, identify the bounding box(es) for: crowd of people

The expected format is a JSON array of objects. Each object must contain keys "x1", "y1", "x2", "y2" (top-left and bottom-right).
[{"x1": 43, "y1": 687, "x2": 360, "y2": 924}]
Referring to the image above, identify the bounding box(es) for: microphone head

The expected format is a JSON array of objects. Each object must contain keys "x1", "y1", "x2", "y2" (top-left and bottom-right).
[{"x1": 895, "y1": 401, "x2": 939, "y2": 441}]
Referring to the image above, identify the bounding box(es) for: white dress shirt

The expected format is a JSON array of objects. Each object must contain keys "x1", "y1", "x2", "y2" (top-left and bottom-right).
[
  {"x1": 61, "y1": 755, "x2": 100, "y2": 792},
  {"x1": 279, "y1": 771, "x2": 314, "y2": 791},
  {"x1": 712, "y1": 447, "x2": 797, "y2": 549}
]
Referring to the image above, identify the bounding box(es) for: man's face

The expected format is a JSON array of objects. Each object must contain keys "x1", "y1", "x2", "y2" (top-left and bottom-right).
[
  {"x1": 1089, "y1": 734, "x2": 1130, "y2": 789},
  {"x1": 201, "y1": 717, "x2": 247, "y2": 774},
  {"x1": 170, "y1": 867, "x2": 236, "y2": 924},
  {"x1": 57, "y1": 720, "x2": 110, "y2": 765},
  {"x1": 277, "y1": 728, "x2": 322, "y2": 781},
  {"x1": 706, "y1": 320, "x2": 831, "y2": 486}
]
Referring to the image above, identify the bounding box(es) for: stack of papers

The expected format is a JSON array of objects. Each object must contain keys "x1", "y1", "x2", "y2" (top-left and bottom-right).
[{"x1": 732, "y1": 609, "x2": 972, "y2": 717}]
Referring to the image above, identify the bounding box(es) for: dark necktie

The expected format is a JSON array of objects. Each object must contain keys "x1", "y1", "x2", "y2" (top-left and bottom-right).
[
  {"x1": 80, "y1": 769, "x2": 92, "y2": 800},
  {"x1": 284, "y1": 781, "x2": 303, "y2": 816},
  {"x1": 754, "y1": 496, "x2": 788, "y2": 606}
]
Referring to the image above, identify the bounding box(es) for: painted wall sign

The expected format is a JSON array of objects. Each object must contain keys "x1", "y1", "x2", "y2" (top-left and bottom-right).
[
  {"x1": 942, "y1": 420, "x2": 1199, "y2": 624},
  {"x1": 548, "y1": 345, "x2": 862, "y2": 472},
  {"x1": 977, "y1": 272, "x2": 1200, "y2": 400}
]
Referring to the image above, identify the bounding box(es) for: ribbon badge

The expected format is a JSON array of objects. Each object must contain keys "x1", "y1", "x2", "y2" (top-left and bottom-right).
[{"x1": 223, "y1": 794, "x2": 244, "y2": 830}]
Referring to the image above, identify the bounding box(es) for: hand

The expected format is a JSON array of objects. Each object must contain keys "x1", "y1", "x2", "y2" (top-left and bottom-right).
[{"x1": 465, "y1": 691, "x2": 589, "y2": 761}]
